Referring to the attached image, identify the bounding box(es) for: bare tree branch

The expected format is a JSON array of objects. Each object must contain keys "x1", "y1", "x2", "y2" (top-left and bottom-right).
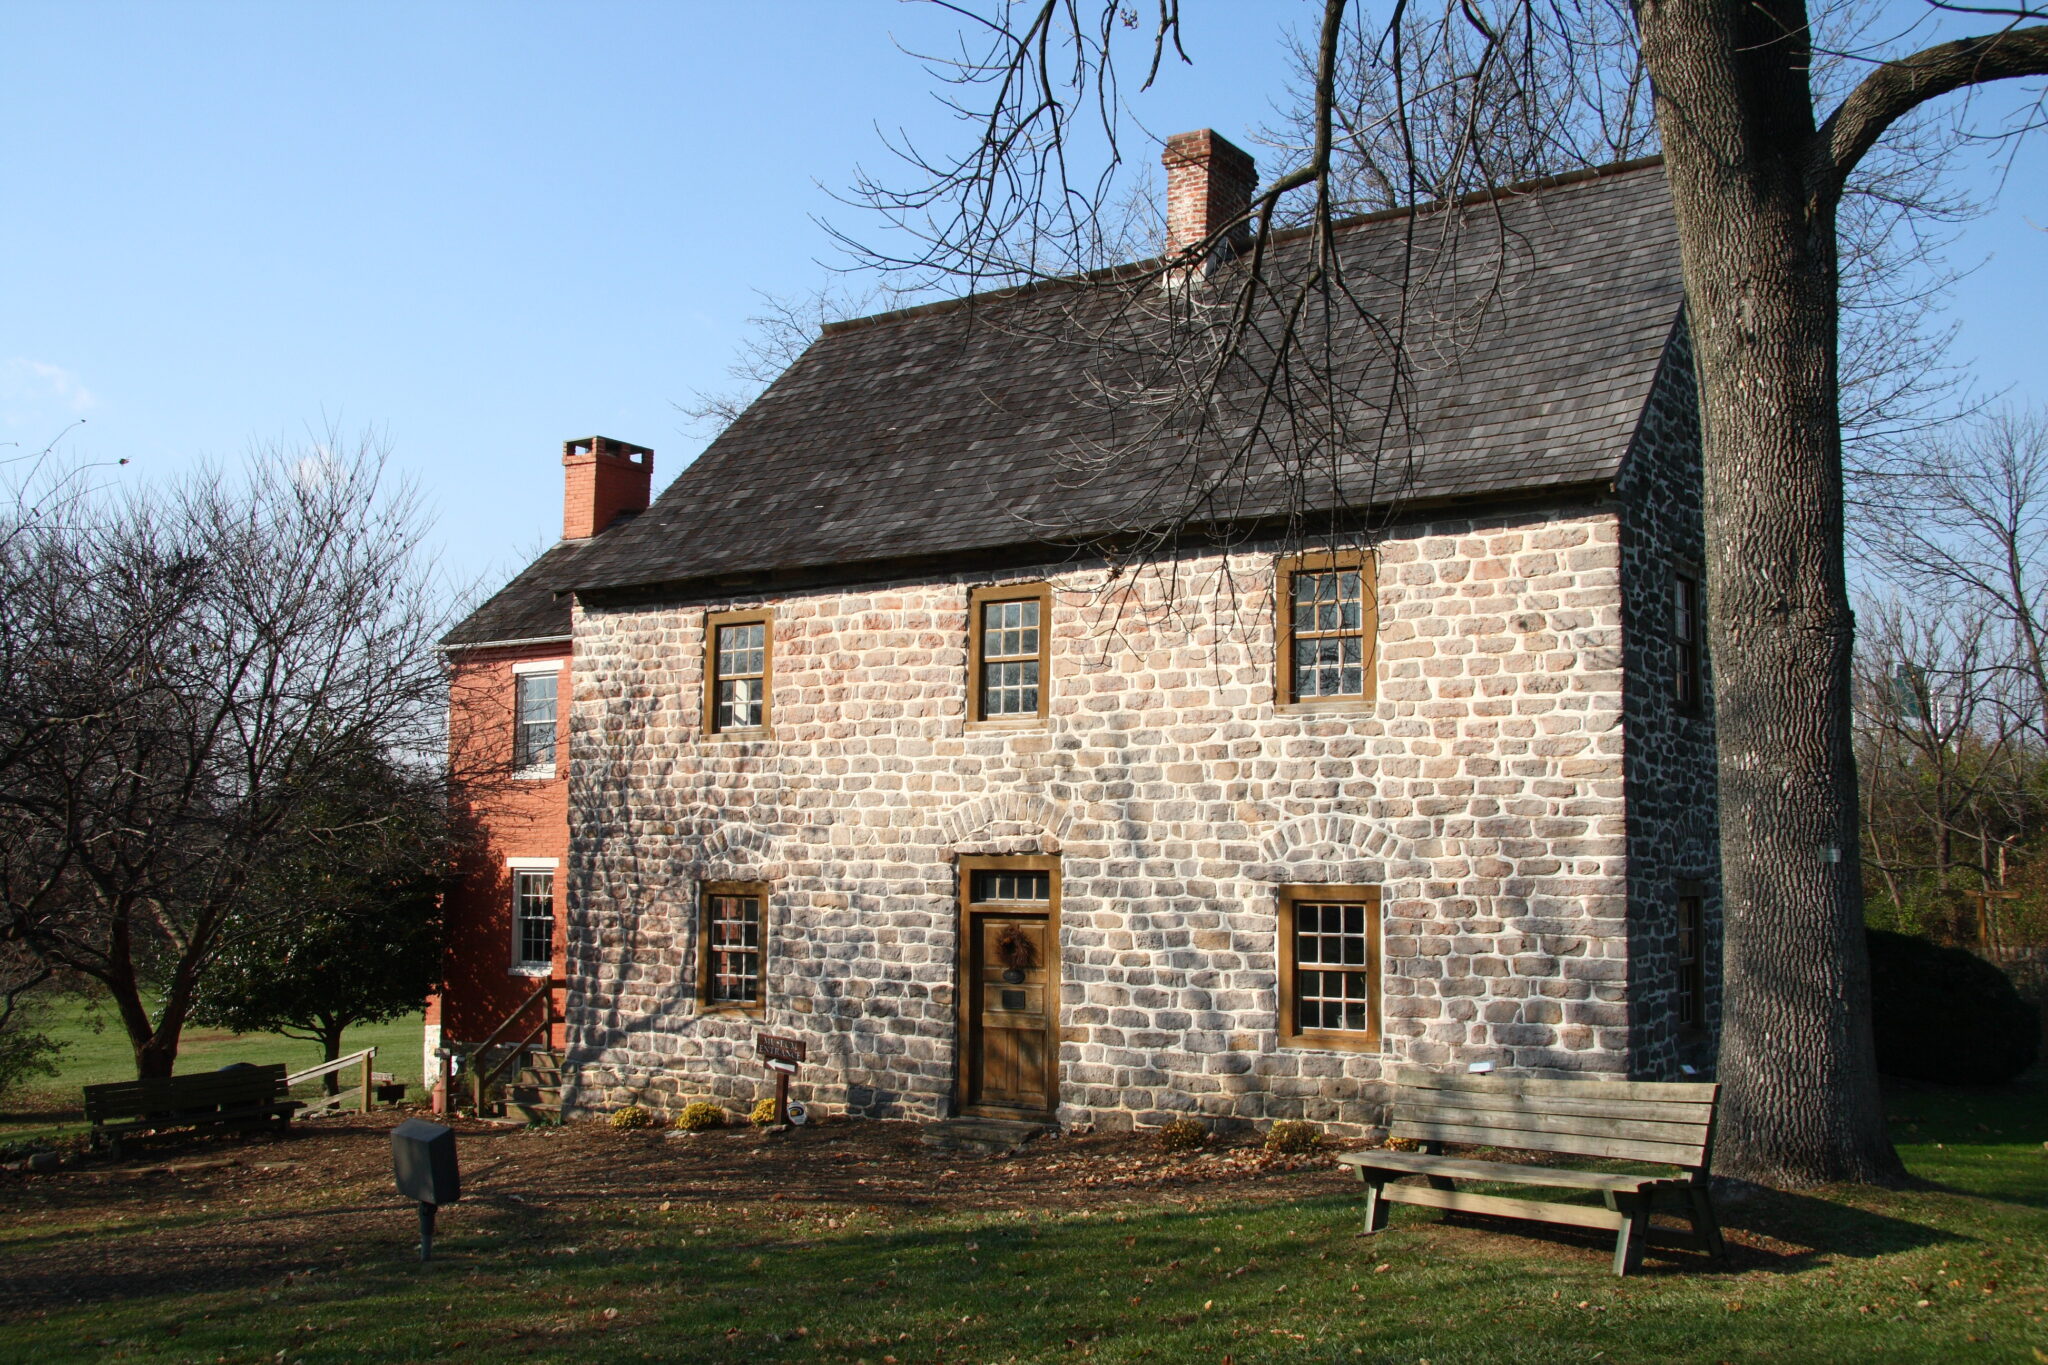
[{"x1": 1823, "y1": 23, "x2": 2048, "y2": 187}]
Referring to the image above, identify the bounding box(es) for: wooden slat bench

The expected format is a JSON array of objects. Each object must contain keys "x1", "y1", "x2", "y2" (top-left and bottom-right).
[
  {"x1": 1336, "y1": 1067, "x2": 1723, "y2": 1276},
  {"x1": 83, "y1": 1064, "x2": 301, "y2": 1159}
]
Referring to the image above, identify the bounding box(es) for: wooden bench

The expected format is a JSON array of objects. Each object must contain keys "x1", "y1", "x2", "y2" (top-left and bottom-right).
[
  {"x1": 1336, "y1": 1068, "x2": 1723, "y2": 1276},
  {"x1": 83, "y1": 1064, "x2": 301, "y2": 1159}
]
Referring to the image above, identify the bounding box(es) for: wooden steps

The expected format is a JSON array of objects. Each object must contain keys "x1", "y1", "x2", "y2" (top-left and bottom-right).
[{"x1": 507, "y1": 1049, "x2": 565, "y2": 1126}]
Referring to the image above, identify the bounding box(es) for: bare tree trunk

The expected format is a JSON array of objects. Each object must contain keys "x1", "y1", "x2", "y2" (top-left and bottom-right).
[
  {"x1": 320, "y1": 1018, "x2": 348, "y2": 1096},
  {"x1": 1635, "y1": 0, "x2": 1903, "y2": 1185}
]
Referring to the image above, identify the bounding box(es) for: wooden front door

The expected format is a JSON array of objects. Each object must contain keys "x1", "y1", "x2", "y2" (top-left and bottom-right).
[{"x1": 958, "y1": 857, "x2": 1059, "y2": 1117}]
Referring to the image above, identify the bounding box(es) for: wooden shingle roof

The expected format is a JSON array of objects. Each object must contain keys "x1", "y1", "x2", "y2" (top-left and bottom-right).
[{"x1": 446, "y1": 158, "x2": 1681, "y2": 645}]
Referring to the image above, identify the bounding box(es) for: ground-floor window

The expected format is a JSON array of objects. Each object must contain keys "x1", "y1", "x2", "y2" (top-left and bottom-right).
[
  {"x1": 510, "y1": 864, "x2": 556, "y2": 974},
  {"x1": 1278, "y1": 884, "x2": 1382, "y2": 1051},
  {"x1": 1677, "y1": 883, "x2": 1706, "y2": 1031},
  {"x1": 701, "y1": 882, "x2": 768, "y2": 1012}
]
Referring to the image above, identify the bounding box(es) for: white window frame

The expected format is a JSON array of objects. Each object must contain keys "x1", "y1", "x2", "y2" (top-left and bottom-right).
[
  {"x1": 512, "y1": 659, "x2": 562, "y2": 780},
  {"x1": 507, "y1": 857, "x2": 558, "y2": 976}
]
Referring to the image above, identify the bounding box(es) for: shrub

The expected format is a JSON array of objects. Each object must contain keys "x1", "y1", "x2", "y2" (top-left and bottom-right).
[
  {"x1": 1866, "y1": 929, "x2": 2040, "y2": 1085},
  {"x1": 674, "y1": 1102, "x2": 726, "y2": 1132},
  {"x1": 609, "y1": 1104, "x2": 656, "y2": 1131},
  {"x1": 1264, "y1": 1120, "x2": 1323, "y2": 1154},
  {"x1": 0, "y1": 1007, "x2": 65, "y2": 1104},
  {"x1": 1156, "y1": 1117, "x2": 1208, "y2": 1154},
  {"x1": 749, "y1": 1097, "x2": 780, "y2": 1127}
]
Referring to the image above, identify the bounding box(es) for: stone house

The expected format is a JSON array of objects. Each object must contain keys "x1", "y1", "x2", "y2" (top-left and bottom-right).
[{"x1": 435, "y1": 132, "x2": 1718, "y2": 1133}]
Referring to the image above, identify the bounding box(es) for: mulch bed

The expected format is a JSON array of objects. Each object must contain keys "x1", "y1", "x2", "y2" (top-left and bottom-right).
[{"x1": 0, "y1": 1111, "x2": 1353, "y2": 1317}]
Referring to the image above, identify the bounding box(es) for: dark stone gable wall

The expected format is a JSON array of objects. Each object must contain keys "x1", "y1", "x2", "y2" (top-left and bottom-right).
[
  {"x1": 559, "y1": 503, "x2": 1655, "y2": 1134},
  {"x1": 1616, "y1": 322, "x2": 1722, "y2": 1078}
]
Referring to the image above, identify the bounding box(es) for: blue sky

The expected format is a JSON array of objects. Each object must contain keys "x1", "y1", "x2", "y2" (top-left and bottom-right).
[{"x1": 3, "y1": 2, "x2": 2042, "y2": 600}]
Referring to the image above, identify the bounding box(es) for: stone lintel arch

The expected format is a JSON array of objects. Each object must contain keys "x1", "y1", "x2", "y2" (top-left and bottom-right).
[
  {"x1": 1248, "y1": 811, "x2": 1400, "y2": 886},
  {"x1": 696, "y1": 821, "x2": 785, "y2": 883},
  {"x1": 938, "y1": 791, "x2": 1074, "y2": 857}
]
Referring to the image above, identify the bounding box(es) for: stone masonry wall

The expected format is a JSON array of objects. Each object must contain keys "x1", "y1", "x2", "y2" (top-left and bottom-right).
[
  {"x1": 561, "y1": 504, "x2": 1646, "y2": 1134},
  {"x1": 1618, "y1": 324, "x2": 1722, "y2": 1077}
]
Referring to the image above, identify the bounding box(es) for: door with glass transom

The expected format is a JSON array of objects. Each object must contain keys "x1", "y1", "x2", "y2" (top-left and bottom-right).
[{"x1": 956, "y1": 856, "x2": 1060, "y2": 1118}]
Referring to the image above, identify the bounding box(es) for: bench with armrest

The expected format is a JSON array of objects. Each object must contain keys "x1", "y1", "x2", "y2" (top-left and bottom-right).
[
  {"x1": 82, "y1": 1064, "x2": 301, "y2": 1159},
  {"x1": 1335, "y1": 1067, "x2": 1723, "y2": 1276}
]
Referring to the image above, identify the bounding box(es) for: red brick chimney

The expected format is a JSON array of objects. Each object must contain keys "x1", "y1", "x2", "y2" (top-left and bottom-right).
[
  {"x1": 1163, "y1": 129, "x2": 1257, "y2": 267},
  {"x1": 562, "y1": 436, "x2": 653, "y2": 540}
]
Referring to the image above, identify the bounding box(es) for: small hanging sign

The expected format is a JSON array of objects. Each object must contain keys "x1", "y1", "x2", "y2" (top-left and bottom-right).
[{"x1": 756, "y1": 1033, "x2": 808, "y2": 1127}]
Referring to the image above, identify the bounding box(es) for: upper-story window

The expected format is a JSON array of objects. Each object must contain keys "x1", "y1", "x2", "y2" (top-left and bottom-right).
[
  {"x1": 704, "y1": 610, "x2": 772, "y2": 735},
  {"x1": 968, "y1": 583, "x2": 1051, "y2": 725},
  {"x1": 1674, "y1": 572, "x2": 1705, "y2": 713},
  {"x1": 512, "y1": 666, "x2": 558, "y2": 775},
  {"x1": 1276, "y1": 551, "x2": 1377, "y2": 707}
]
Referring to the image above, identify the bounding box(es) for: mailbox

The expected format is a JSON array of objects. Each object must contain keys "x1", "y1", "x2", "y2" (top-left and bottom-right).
[
  {"x1": 391, "y1": 1119, "x2": 459, "y2": 1262},
  {"x1": 392, "y1": 1119, "x2": 460, "y2": 1205}
]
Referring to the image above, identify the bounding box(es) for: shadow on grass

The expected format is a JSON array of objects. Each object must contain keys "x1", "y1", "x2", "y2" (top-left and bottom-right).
[{"x1": 1361, "y1": 1180, "x2": 1960, "y2": 1279}]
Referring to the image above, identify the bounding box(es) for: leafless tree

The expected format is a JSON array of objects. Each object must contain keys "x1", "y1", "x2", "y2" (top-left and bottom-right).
[
  {"x1": 1255, "y1": 0, "x2": 1982, "y2": 461},
  {"x1": 1857, "y1": 408, "x2": 2048, "y2": 743},
  {"x1": 823, "y1": 0, "x2": 2048, "y2": 1185},
  {"x1": 0, "y1": 435, "x2": 452, "y2": 1078},
  {"x1": 677, "y1": 286, "x2": 897, "y2": 437},
  {"x1": 1853, "y1": 597, "x2": 2024, "y2": 901}
]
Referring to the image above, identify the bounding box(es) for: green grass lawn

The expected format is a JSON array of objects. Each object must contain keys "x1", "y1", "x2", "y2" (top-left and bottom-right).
[
  {"x1": 2, "y1": 1071, "x2": 2043, "y2": 1363},
  {"x1": 1, "y1": 992, "x2": 424, "y2": 1144}
]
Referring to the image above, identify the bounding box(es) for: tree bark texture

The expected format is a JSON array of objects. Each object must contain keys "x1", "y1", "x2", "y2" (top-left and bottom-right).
[{"x1": 1632, "y1": 0, "x2": 1903, "y2": 1184}]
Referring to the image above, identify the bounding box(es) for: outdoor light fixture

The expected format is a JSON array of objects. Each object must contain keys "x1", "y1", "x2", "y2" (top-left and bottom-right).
[
  {"x1": 1467, "y1": 1060, "x2": 1496, "y2": 1074},
  {"x1": 391, "y1": 1118, "x2": 460, "y2": 1262}
]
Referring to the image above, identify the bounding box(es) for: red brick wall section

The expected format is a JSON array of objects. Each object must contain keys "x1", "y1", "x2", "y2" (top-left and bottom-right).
[
  {"x1": 432, "y1": 645, "x2": 571, "y2": 1071},
  {"x1": 562, "y1": 437, "x2": 652, "y2": 540},
  {"x1": 1162, "y1": 129, "x2": 1257, "y2": 263}
]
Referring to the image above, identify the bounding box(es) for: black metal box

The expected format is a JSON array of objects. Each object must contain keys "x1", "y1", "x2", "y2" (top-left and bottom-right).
[{"x1": 391, "y1": 1119, "x2": 460, "y2": 1206}]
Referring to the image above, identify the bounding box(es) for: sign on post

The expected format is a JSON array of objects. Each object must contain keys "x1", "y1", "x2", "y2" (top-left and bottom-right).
[
  {"x1": 755, "y1": 1034, "x2": 807, "y2": 1128},
  {"x1": 391, "y1": 1119, "x2": 460, "y2": 1263}
]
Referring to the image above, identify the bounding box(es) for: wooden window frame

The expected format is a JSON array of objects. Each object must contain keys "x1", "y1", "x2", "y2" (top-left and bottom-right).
[
  {"x1": 1277, "y1": 883, "x2": 1383, "y2": 1052},
  {"x1": 511, "y1": 668, "x2": 559, "y2": 777},
  {"x1": 507, "y1": 862, "x2": 556, "y2": 977},
  {"x1": 1674, "y1": 570, "x2": 1706, "y2": 716},
  {"x1": 703, "y1": 608, "x2": 774, "y2": 737},
  {"x1": 966, "y1": 583, "x2": 1052, "y2": 728},
  {"x1": 953, "y1": 853, "x2": 1062, "y2": 1118},
  {"x1": 1275, "y1": 550, "x2": 1378, "y2": 712},
  {"x1": 1676, "y1": 880, "x2": 1706, "y2": 1033},
  {"x1": 698, "y1": 880, "x2": 770, "y2": 1016}
]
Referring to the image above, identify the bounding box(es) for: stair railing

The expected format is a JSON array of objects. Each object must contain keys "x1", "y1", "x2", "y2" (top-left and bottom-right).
[
  {"x1": 460, "y1": 981, "x2": 556, "y2": 1117},
  {"x1": 287, "y1": 1046, "x2": 379, "y2": 1117}
]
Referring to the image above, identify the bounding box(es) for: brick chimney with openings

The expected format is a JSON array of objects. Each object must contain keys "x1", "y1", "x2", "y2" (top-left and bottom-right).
[
  {"x1": 562, "y1": 436, "x2": 653, "y2": 540},
  {"x1": 1162, "y1": 129, "x2": 1257, "y2": 270}
]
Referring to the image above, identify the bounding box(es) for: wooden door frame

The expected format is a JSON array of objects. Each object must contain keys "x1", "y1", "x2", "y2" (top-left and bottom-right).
[{"x1": 954, "y1": 853, "x2": 1061, "y2": 1119}]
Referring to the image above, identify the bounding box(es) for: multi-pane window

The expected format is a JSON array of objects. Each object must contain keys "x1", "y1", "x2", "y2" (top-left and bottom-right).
[
  {"x1": 1279, "y1": 885, "x2": 1381, "y2": 1050},
  {"x1": 1278, "y1": 553, "x2": 1375, "y2": 705},
  {"x1": 701, "y1": 884, "x2": 766, "y2": 1009},
  {"x1": 513, "y1": 672, "x2": 557, "y2": 771},
  {"x1": 706, "y1": 612, "x2": 770, "y2": 733},
  {"x1": 1675, "y1": 573, "x2": 1705, "y2": 712},
  {"x1": 1677, "y1": 890, "x2": 1705, "y2": 1030},
  {"x1": 968, "y1": 585, "x2": 1051, "y2": 723},
  {"x1": 512, "y1": 869, "x2": 554, "y2": 972},
  {"x1": 971, "y1": 869, "x2": 1052, "y2": 903}
]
